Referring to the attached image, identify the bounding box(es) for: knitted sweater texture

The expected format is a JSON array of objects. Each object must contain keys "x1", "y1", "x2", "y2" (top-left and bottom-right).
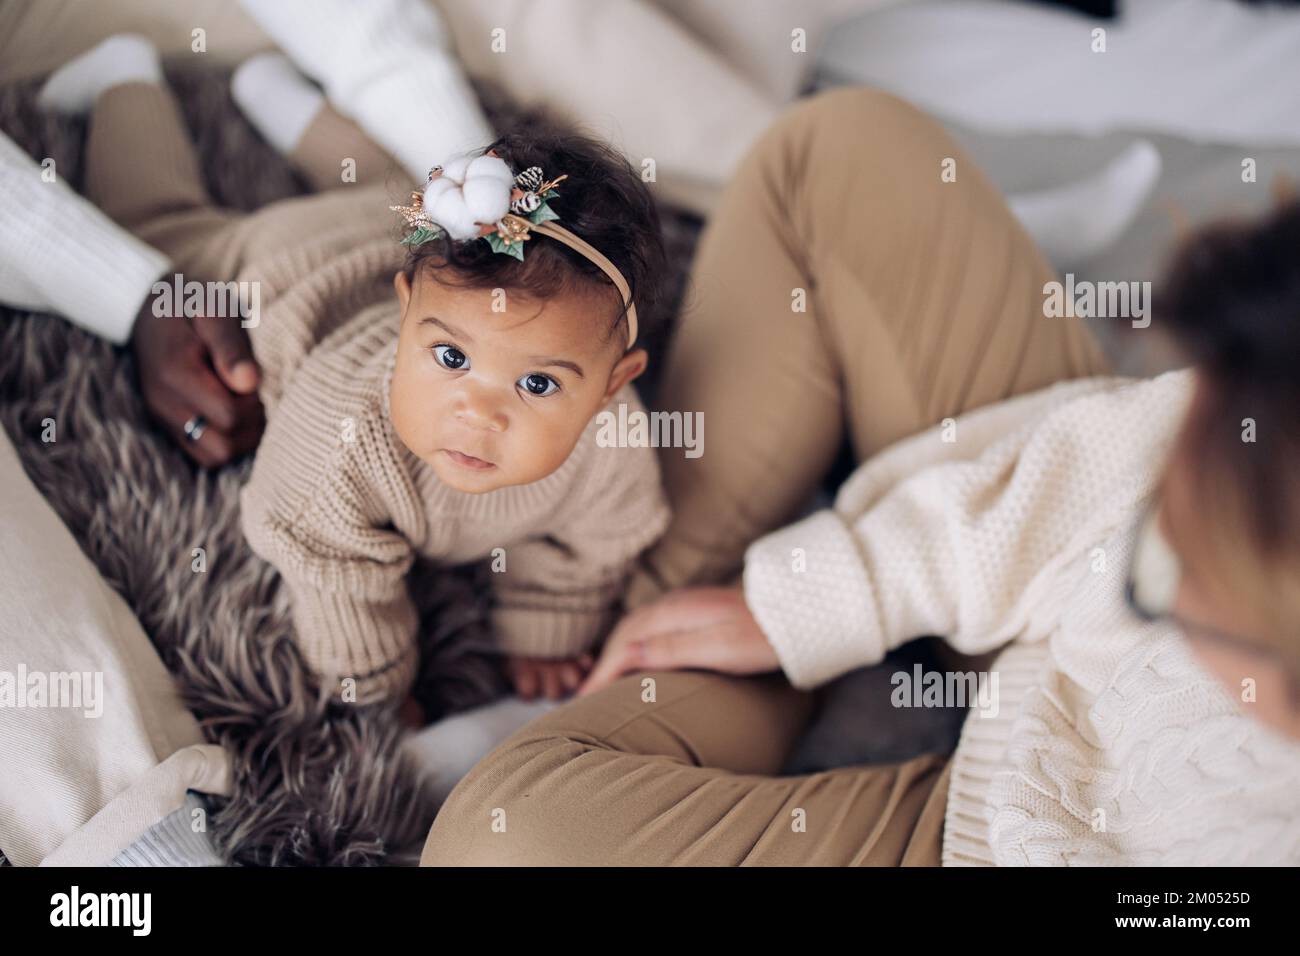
[{"x1": 744, "y1": 371, "x2": 1300, "y2": 865}]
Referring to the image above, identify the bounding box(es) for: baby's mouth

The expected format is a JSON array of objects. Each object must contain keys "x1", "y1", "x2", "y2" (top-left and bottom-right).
[{"x1": 442, "y1": 448, "x2": 496, "y2": 471}]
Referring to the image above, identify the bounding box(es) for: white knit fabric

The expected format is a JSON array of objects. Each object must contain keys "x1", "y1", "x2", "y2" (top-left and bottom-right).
[
  {"x1": 744, "y1": 369, "x2": 1300, "y2": 865},
  {"x1": 239, "y1": 0, "x2": 494, "y2": 181},
  {"x1": 0, "y1": 130, "x2": 167, "y2": 342}
]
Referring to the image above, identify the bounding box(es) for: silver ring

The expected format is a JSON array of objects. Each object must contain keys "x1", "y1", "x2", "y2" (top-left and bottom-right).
[{"x1": 183, "y1": 415, "x2": 207, "y2": 442}]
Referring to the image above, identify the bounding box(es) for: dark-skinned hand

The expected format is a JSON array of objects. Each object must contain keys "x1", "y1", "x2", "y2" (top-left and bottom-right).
[{"x1": 130, "y1": 296, "x2": 265, "y2": 468}]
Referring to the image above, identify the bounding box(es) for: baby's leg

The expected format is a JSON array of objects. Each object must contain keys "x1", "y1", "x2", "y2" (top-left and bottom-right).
[
  {"x1": 232, "y1": 53, "x2": 406, "y2": 194},
  {"x1": 291, "y1": 103, "x2": 408, "y2": 193},
  {"x1": 83, "y1": 81, "x2": 245, "y2": 282}
]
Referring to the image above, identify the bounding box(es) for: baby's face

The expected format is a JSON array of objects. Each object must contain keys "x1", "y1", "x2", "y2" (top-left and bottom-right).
[{"x1": 389, "y1": 268, "x2": 645, "y2": 493}]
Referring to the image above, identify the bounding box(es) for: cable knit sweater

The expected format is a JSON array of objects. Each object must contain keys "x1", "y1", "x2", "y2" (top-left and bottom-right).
[
  {"x1": 744, "y1": 369, "x2": 1300, "y2": 865},
  {"x1": 237, "y1": 228, "x2": 670, "y2": 703}
]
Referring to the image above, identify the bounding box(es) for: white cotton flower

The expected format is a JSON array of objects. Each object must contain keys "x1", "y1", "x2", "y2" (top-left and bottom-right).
[
  {"x1": 462, "y1": 178, "x2": 510, "y2": 222},
  {"x1": 422, "y1": 153, "x2": 515, "y2": 241},
  {"x1": 428, "y1": 188, "x2": 479, "y2": 240},
  {"x1": 440, "y1": 154, "x2": 472, "y2": 183},
  {"x1": 467, "y1": 155, "x2": 514, "y2": 185}
]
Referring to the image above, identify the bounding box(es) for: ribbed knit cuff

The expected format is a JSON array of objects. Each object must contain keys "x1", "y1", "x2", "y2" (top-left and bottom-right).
[
  {"x1": 87, "y1": 237, "x2": 168, "y2": 344},
  {"x1": 349, "y1": 642, "x2": 419, "y2": 706},
  {"x1": 742, "y1": 509, "x2": 885, "y2": 690},
  {"x1": 492, "y1": 605, "x2": 608, "y2": 659},
  {"x1": 109, "y1": 792, "x2": 224, "y2": 867},
  {"x1": 287, "y1": 582, "x2": 419, "y2": 704}
]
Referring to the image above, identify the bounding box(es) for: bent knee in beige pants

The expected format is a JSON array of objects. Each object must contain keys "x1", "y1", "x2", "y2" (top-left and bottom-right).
[
  {"x1": 629, "y1": 86, "x2": 1108, "y2": 603},
  {"x1": 421, "y1": 670, "x2": 950, "y2": 866}
]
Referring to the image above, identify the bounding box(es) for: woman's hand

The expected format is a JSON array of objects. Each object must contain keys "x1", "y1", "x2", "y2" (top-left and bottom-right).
[
  {"x1": 131, "y1": 301, "x2": 265, "y2": 468},
  {"x1": 577, "y1": 586, "x2": 782, "y2": 696}
]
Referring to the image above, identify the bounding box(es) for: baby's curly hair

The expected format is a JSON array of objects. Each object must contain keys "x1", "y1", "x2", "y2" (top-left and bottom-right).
[{"x1": 401, "y1": 120, "x2": 667, "y2": 349}]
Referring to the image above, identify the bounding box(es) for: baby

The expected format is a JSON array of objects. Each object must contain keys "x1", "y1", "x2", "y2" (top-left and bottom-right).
[
  {"x1": 37, "y1": 33, "x2": 670, "y2": 711},
  {"x1": 240, "y1": 129, "x2": 673, "y2": 709}
]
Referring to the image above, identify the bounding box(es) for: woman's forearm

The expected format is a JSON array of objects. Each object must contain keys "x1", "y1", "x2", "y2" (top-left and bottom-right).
[{"x1": 0, "y1": 130, "x2": 167, "y2": 342}]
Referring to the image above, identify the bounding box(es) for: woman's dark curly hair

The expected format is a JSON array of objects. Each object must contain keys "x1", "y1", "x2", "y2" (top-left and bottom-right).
[{"x1": 400, "y1": 120, "x2": 667, "y2": 349}]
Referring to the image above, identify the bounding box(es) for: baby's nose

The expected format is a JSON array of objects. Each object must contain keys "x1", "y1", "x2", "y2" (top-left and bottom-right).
[{"x1": 454, "y1": 396, "x2": 507, "y2": 432}]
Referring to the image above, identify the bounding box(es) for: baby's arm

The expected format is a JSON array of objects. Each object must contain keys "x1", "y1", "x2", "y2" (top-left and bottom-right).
[
  {"x1": 238, "y1": 372, "x2": 423, "y2": 705},
  {"x1": 490, "y1": 437, "x2": 671, "y2": 682},
  {"x1": 241, "y1": 476, "x2": 420, "y2": 705}
]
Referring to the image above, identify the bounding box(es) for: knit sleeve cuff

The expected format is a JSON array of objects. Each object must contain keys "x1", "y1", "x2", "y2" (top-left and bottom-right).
[
  {"x1": 74, "y1": 229, "x2": 169, "y2": 344},
  {"x1": 0, "y1": 131, "x2": 168, "y2": 343},
  {"x1": 492, "y1": 604, "x2": 611, "y2": 660},
  {"x1": 286, "y1": 581, "x2": 420, "y2": 705},
  {"x1": 742, "y1": 509, "x2": 885, "y2": 690}
]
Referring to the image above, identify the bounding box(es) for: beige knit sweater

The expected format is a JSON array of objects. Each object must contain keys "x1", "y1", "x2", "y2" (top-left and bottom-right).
[
  {"x1": 238, "y1": 230, "x2": 670, "y2": 703},
  {"x1": 744, "y1": 369, "x2": 1300, "y2": 865}
]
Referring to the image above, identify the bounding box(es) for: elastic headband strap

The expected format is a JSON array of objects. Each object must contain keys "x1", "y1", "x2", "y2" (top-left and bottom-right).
[{"x1": 530, "y1": 220, "x2": 638, "y2": 350}]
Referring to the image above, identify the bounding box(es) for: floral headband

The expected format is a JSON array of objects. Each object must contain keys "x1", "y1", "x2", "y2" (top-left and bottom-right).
[{"x1": 391, "y1": 151, "x2": 639, "y2": 349}]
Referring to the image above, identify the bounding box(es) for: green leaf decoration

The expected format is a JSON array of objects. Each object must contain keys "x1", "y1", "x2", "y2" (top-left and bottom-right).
[
  {"x1": 486, "y1": 233, "x2": 526, "y2": 260},
  {"x1": 528, "y1": 201, "x2": 561, "y2": 225},
  {"x1": 401, "y1": 225, "x2": 442, "y2": 246},
  {"x1": 542, "y1": 189, "x2": 560, "y2": 199}
]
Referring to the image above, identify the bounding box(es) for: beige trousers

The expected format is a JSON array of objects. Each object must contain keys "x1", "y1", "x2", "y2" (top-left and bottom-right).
[
  {"x1": 630, "y1": 86, "x2": 1108, "y2": 601},
  {"x1": 422, "y1": 88, "x2": 1107, "y2": 867},
  {"x1": 422, "y1": 670, "x2": 951, "y2": 865}
]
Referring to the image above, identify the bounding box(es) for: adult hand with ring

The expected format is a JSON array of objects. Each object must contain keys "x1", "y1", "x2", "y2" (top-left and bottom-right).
[{"x1": 131, "y1": 290, "x2": 266, "y2": 468}]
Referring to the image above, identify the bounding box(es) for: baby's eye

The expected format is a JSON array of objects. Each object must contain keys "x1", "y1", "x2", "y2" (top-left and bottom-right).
[
  {"x1": 518, "y1": 372, "x2": 559, "y2": 397},
  {"x1": 432, "y1": 345, "x2": 469, "y2": 370}
]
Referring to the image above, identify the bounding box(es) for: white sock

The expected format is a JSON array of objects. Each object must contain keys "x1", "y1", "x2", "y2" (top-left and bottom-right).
[
  {"x1": 37, "y1": 33, "x2": 162, "y2": 115},
  {"x1": 402, "y1": 696, "x2": 558, "y2": 804},
  {"x1": 1008, "y1": 139, "x2": 1163, "y2": 270},
  {"x1": 230, "y1": 52, "x2": 325, "y2": 155}
]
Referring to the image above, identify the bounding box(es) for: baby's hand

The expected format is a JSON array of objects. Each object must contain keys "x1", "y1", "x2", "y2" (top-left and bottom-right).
[{"x1": 505, "y1": 654, "x2": 594, "y2": 701}]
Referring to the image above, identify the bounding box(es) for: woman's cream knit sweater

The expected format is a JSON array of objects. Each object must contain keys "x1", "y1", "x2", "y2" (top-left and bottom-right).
[
  {"x1": 744, "y1": 370, "x2": 1300, "y2": 865},
  {"x1": 237, "y1": 231, "x2": 669, "y2": 704}
]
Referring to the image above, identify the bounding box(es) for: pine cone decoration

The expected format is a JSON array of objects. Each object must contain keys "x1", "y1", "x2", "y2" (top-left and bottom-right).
[
  {"x1": 510, "y1": 191, "x2": 542, "y2": 215},
  {"x1": 514, "y1": 166, "x2": 544, "y2": 192}
]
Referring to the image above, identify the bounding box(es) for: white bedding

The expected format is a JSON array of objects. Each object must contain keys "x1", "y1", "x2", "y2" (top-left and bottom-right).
[{"x1": 818, "y1": 0, "x2": 1300, "y2": 146}]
